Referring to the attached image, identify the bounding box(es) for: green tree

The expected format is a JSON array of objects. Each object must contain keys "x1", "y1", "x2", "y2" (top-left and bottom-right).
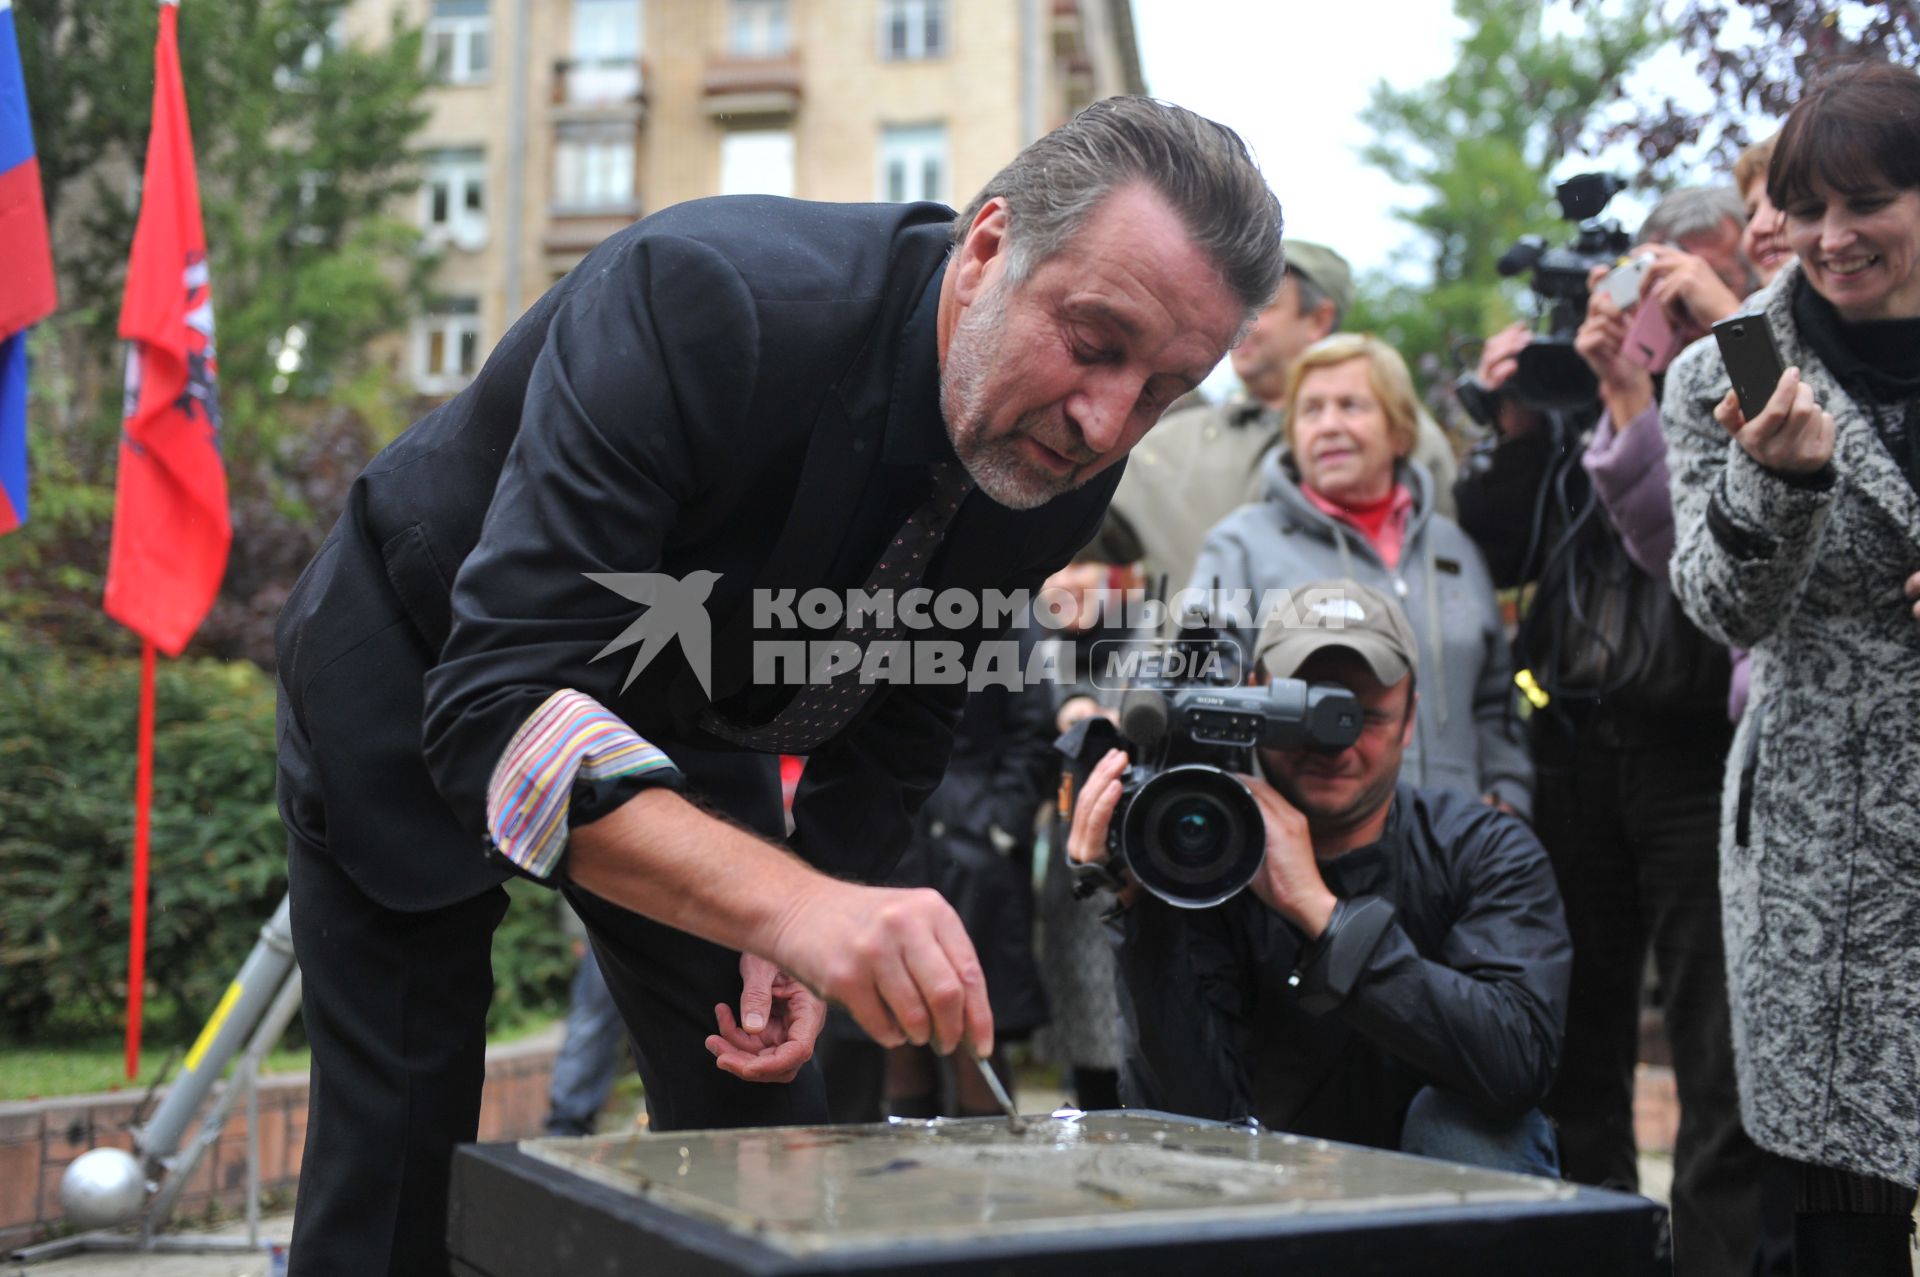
[
  {"x1": 3, "y1": 0, "x2": 434, "y2": 663},
  {"x1": 1348, "y1": 0, "x2": 1662, "y2": 407},
  {"x1": 1584, "y1": 0, "x2": 1920, "y2": 174}
]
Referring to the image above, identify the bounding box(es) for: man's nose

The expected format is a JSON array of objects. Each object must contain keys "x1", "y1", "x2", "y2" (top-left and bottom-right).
[{"x1": 1067, "y1": 374, "x2": 1141, "y2": 455}]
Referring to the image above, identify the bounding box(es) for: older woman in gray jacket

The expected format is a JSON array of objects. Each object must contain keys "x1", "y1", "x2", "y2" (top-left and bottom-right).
[
  {"x1": 1192, "y1": 334, "x2": 1532, "y2": 817},
  {"x1": 1663, "y1": 61, "x2": 1920, "y2": 1276}
]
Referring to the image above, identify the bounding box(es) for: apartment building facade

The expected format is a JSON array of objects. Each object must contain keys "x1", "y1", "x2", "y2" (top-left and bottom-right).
[{"x1": 339, "y1": 0, "x2": 1143, "y2": 395}]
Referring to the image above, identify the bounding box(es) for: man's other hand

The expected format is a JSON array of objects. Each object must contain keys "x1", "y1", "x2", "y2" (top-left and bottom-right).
[
  {"x1": 1474, "y1": 322, "x2": 1547, "y2": 440},
  {"x1": 1237, "y1": 772, "x2": 1338, "y2": 940},
  {"x1": 705, "y1": 952, "x2": 824, "y2": 1083},
  {"x1": 766, "y1": 882, "x2": 994, "y2": 1058},
  {"x1": 1063, "y1": 748, "x2": 1142, "y2": 908},
  {"x1": 1064, "y1": 748, "x2": 1128, "y2": 870}
]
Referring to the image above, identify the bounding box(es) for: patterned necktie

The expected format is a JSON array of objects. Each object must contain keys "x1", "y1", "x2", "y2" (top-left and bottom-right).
[{"x1": 701, "y1": 460, "x2": 975, "y2": 752}]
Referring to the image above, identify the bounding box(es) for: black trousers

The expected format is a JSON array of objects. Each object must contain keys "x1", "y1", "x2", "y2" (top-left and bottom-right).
[
  {"x1": 286, "y1": 837, "x2": 508, "y2": 1277},
  {"x1": 286, "y1": 752, "x2": 827, "y2": 1276},
  {"x1": 1532, "y1": 713, "x2": 1781, "y2": 1277}
]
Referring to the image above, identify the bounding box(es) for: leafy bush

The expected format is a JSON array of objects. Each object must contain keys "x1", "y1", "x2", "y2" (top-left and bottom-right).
[
  {"x1": 0, "y1": 627, "x2": 572, "y2": 1044},
  {"x1": 0, "y1": 628, "x2": 286, "y2": 1041},
  {"x1": 491, "y1": 880, "x2": 575, "y2": 1034}
]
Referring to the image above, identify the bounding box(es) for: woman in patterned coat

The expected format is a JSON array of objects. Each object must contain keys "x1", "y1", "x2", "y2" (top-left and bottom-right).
[{"x1": 1662, "y1": 61, "x2": 1920, "y2": 1276}]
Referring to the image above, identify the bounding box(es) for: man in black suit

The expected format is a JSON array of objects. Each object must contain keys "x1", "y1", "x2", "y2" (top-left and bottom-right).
[{"x1": 274, "y1": 96, "x2": 1284, "y2": 1274}]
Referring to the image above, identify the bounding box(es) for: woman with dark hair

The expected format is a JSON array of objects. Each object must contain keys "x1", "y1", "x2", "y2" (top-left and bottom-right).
[{"x1": 1663, "y1": 59, "x2": 1920, "y2": 1275}]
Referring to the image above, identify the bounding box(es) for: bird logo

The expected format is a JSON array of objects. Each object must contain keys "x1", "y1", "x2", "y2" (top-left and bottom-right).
[{"x1": 584, "y1": 570, "x2": 722, "y2": 697}]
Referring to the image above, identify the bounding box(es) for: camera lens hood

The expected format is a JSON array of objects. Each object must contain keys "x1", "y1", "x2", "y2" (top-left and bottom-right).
[{"x1": 1121, "y1": 765, "x2": 1266, "y2": 909}]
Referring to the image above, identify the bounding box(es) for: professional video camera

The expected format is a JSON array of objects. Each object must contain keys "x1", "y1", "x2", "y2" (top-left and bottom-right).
[
  {"x1": 1458, "y1": 173, "x2": 1630, "y2": 419},
  {"x1": 1057, "y1": 637, "x2": 1361, "y2": 908}
]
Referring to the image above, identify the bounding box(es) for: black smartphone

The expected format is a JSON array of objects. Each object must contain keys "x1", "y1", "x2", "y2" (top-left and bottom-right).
[{"x1": 1711, "y1": 314, "x2": 1786, "y2": 420}]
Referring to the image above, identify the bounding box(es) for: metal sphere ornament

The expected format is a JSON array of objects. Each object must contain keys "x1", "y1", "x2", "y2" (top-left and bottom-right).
[{"x1": 58, "y1": 1147, "x2": 147, "y2": 1228}]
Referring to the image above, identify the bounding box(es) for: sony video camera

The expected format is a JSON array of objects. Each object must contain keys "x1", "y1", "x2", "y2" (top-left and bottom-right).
[
  {"x1": 1057, "y1": 646, "x2": 1361, "y2": 908},
  {"x1": 1458, "y1": 172, "x2": 1630, "y2": 420}
]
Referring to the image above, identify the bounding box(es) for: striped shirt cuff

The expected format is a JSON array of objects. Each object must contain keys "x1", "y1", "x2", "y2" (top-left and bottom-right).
[{"x1": 485, "y1": 689, "x2": 681, "y2": 879}]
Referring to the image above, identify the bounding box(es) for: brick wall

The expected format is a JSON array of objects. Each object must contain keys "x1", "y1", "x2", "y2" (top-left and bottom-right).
[{"x1": 0, "y1": 1032, "x2": 560, "y2": 1253}]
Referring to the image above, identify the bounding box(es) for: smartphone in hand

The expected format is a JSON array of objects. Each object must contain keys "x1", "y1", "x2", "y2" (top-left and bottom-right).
[
  {"x1": 1623, "y1": 300, "x2": 1689, "y2": 372},
  {"x1": 1711, "y1": 314, "x2": 1786, "y2": 419},
  {"x1": 1598, "y1": 254, "x2": 1654, "y2": 310}
]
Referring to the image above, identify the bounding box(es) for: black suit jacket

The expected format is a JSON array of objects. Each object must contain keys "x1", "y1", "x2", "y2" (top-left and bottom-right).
[{"x1": 276, "y1": 196, "x2": 1116, "y2": 911}]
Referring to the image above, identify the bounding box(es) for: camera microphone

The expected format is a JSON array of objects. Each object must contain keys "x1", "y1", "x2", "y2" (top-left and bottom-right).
[{"x1": 1119, "y1": 688, "x2": 1171, "y2": 752}]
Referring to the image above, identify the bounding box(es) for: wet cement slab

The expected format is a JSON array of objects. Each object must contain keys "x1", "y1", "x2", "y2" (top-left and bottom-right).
[
  {"x1": 519, "y1": 1108, "x2": 1572, "y2": 1255},
  {"x1": 451, "y1": 1110, "x2": 1668, "y2": 1275}
]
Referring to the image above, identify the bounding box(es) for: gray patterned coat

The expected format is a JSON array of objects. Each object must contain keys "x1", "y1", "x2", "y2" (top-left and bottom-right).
[{"x1": 1663, "y1": 259, "x2": 1920, "y2": 1187}]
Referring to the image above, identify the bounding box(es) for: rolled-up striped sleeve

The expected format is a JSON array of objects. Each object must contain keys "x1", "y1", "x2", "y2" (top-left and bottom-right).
[{"x1": 485, "y1": 689, "x2": 683, "y2": 879}]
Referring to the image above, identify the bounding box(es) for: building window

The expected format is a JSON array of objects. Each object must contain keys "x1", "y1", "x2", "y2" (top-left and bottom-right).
[
  {"x1": 728, "y1": 0, "x2": 791, "y2": 57},
  {"x1": 422, "y1": 147, "x2": 488, "y2": 249},
  {"x1": 566, "y1": 0, "x2": 643, "y2": 104},
  {"x1": 414, "y1": 297, "x2": 482, "y2": 393},
  {"x1": 877, "y1": 124, "x2": 946, "y2": 204},
  {"x1": 427, "y1": 0, "x2": 491, "y2": 84},
  {"x1": 879, "y1": 0, "x2": 945, "y2": 60},
  {"x1": 553, "y1": 124, "x2": 636, "y2": 211},
  {"x1": 276, "y1": 8, "x2": 346, "y2": 89},
  {"x1": 720, "y1": 129, "x2": 795, "y2": 198}
]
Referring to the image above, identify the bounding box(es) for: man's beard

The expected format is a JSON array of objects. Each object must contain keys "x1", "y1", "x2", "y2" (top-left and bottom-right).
[
  {"x1": 941, "y1": 280, "x2": 1093, "y2": 510},
  {"x1": 1269, "y1": 758, "x2": 1398, "y2": 844}
]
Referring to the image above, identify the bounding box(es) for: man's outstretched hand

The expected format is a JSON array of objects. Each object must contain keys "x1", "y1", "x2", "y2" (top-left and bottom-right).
[
  {"x1": 766, "y1": 881, "x2": 994, "y2": 1059},
  {"x1": 705, "y1": 952, "x2": 825, "y2": 1083},
  {"x1": 568, "y1": 788, "x2": 993, "y2": 1074}
]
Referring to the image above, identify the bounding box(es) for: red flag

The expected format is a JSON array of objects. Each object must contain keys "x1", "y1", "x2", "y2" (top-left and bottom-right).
[
  {"x1": 104, "y1": 0, "x2": 228, "y2": 656},
  {"x1": 108, "y1": 0, "x2": 229, "y2": 1081}
]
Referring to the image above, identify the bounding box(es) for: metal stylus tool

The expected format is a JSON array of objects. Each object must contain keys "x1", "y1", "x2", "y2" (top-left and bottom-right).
[{"x1": 968, "y1": 1050, "x2": 1027, "y2": 1134}]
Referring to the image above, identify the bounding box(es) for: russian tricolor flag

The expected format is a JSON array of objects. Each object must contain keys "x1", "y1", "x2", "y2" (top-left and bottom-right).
[{"x1": 0, "y1": 0, "x2": 56, "y2": 536}]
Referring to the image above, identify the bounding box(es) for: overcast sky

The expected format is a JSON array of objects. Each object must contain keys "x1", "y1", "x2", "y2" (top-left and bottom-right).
[
  {"x1": 1128, "y1": 0, "x2": 1773, "y2": 394},
  {"x1": 1132, "y1": 0, "x2": 1468, "y2": 281},
  {"x1": 1129, "y1": 0, "x2": 1765, "y2": 280}
]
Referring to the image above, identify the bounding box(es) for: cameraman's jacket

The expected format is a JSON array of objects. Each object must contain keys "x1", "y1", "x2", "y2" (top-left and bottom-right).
[
  {"x1": 1191, "y1": 450, "x2": 1533, "y2": 817},
  {"x1": 1115, "y1": 785, "x2": 1570, "y2": 1147}
]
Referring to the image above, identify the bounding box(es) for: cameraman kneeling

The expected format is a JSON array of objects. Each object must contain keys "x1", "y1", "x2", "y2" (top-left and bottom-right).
[{"x1": 1068, "y1": 581, "x2": 1569, "y2": 1176}]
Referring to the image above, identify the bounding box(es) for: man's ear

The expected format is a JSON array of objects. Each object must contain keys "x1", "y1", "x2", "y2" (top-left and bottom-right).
[
  {"x1": 952, "y1": 197, "x2": 1011, "y2": 307},
  {"x1": 1400, "y1": 689, "x2": 1419, "y2": 748},
  {"x1": 1307, "y1": 298, "x2": 1338, "y2": 343}
]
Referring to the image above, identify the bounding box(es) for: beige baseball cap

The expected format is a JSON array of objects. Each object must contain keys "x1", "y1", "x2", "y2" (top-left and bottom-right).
[
  {"x1": 1282, "y1": 240, "x2": 1354, "y2": 316},
  {"x1": 1253, "y1": 579, "x2": 1418, "y2": 685}
]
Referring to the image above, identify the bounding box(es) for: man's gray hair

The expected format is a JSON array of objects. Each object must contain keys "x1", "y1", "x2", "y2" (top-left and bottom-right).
[
  {"x1": 1636, "y1": 185, "x2": 1747, "y2": 246},
  {"x1": 951, "y1": 96, "x2": 1285, "y2": 316}
]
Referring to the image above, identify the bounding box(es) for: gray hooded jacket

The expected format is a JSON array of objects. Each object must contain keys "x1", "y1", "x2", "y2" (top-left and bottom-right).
[{"x1": 1190, "y1": 451, "x2": 1533, "y2": 818}]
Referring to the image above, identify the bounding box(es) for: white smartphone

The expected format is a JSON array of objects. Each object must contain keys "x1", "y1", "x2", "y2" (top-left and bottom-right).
[{"x1": 1597, "y1": 254, "x2": 1653, "y2": 310}]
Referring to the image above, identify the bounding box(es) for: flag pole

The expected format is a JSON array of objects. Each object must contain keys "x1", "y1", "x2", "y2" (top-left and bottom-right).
[{"x1": 126, "y1": 640, "x2": 156, "y2": 1079}]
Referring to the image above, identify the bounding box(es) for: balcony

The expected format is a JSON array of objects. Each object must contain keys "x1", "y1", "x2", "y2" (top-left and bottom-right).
[
  {"x1": 551, "y1": 57, "x2": 647, "y2": 123},
  {"x1": 701, "y1": 53, "x2": 802, "y2": 121},
  {"x1": 542, "y1": 212, "x2": 639, "y2": 274}
]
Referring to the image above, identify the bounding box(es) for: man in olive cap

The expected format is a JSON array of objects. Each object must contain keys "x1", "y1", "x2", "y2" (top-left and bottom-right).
[{"x1": 1066, "y1": 579, "x2": 1569, "y2": 1172}]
